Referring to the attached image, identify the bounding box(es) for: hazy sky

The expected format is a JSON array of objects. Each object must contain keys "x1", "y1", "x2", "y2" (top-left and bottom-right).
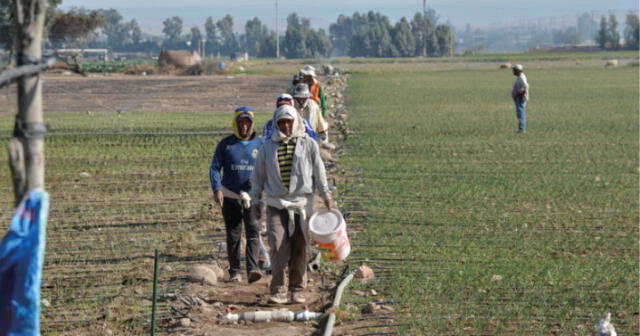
[{"x1": 60, "y1": 0, "x2": 639, "y2": 34}]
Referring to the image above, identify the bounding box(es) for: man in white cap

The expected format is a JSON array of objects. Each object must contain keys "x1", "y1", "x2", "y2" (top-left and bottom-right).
[
  {"x1": 292, "y1": 83, "x2": 330, "y2": 144},
  {"x1": 511, "y1": 64, "x2": 529, "y2": 133},
  {"x1": 250, "y1": 104, "x2": 333, "y2": 304},
  {"x1": 300, "y1": 65, "x2": 328, "y2": 117}
]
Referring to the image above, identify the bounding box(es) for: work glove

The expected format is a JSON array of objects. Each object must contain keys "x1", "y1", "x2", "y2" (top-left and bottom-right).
[{"x1": 239, "y1": 191, "x2": 251, "y2": 209}]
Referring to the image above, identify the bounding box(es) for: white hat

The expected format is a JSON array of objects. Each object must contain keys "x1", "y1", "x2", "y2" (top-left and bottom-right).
[
  {"x1": 512, "y1": 64, "x2": 523, "y2": 71},
  {"x1": 275, "y1": 104, "x2": 297, "y2": 121},
  {"x1": 300, "y1": 65, "x2": 316, "y2": 77},
  {"x1": 293, "y1": 83, "x2": 311, "y2": 98},
  {"x1": 277, "y1": 93, "x2": 293, "y2": 101}
]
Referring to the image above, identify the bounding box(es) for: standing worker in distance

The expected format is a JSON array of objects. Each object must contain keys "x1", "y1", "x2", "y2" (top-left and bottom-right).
[
  {"x1": 511, "y1": 64, "x2": 529, "y2": 133},
  {"x1": 210, "y1": 106, "x2": 264, "y2": 284},
  {"x1": 250, "y1": 105, "x2": 333, "y2": 304}
]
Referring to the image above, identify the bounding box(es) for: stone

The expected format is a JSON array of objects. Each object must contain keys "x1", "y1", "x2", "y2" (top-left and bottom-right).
[
  {"x1": 369, "y1": 289, "x2": 378, "y2": 296},
  {"x1": 380, "y1": 305, "x2": 395, "y2": 312},
  {"x1": 355, "y1": 265, "x2": 374, "y2": 281},
  {"x1": 41, "y1": 298, "x2": 51, "y2": 308},
  {"x1": 188, "y1": 265, "x2": 218, "y2": 285},
  {"x1": 491, "y1": 274, "x2": 503, "y2": 282},
  {"x1": 206, "y1": 263, "x2": 225, "y2": 279},
  {"x1": 179, "y1": 318, "x2": 191, "y2": 327},
  {"x1": 353, "y1": 290, "x2": 367, "y2": 296},
  {"x1": 361, "y1": 302, "x2": 379, "y2": 314}
]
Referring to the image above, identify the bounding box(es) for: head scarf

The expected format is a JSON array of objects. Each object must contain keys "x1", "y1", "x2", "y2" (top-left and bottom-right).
[
  {"x1": 232, "y1": 106, "x2": 255, "y2": 139},
  {"x1": 271, "y1": 105, "x2": 305, "y2": 143}
]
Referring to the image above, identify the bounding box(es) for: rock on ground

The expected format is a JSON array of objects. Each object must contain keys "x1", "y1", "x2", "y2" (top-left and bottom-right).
[{"x1": 189, "y1": 265, "x2": 218, "y2": 285}]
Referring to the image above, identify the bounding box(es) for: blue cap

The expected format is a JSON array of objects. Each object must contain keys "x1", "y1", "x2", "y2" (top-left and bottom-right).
[
  {"x1": 235, "y1": 106, "x2": 252, "y2": 113},
  {"x1": 234, "y1": 106, "x2": 254, "y2": 122}
]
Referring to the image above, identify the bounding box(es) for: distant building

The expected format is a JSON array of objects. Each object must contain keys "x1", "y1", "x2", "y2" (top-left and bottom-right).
[{"x1": 47, "y1": 49, "x2": 110, "y2": 61}]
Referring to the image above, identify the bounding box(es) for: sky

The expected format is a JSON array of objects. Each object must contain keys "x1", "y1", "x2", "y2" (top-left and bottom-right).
[{"x1": 59, "y1": 0, "x2": 639, "y2": 34}]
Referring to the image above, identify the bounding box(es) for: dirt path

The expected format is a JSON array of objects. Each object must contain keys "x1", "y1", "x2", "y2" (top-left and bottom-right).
[{"x1": 158, "y1": 73, "x2": 354, "y2": 336}]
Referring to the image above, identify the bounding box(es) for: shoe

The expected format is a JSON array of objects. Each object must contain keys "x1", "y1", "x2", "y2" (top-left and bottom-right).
[
  {"x1": 229, "y1": 274, "x2": 242, "y2": 283},
  {"x1": 248, "y1": 270, "x2": 263, "y2": 284},
  {"x1": 290, "y1": 292, "x2": 306, "y2": 304},
  {"x1": 268, "y1": 293, "x2": 288, "y2": 304}
]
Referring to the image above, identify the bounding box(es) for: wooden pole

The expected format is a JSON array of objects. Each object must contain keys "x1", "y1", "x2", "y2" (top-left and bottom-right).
[
  {"x1": 150, "y1": 249, "x2": 159, "y2": 336},
  {"x1": 9, "y1": 0, "x2": 48, "y2": 206},
  {"x1": 423, "y1": 0, "x2": 427, "y2": 57},
  {"x1": 275, "y1": 0, "x2": 280, "y2": 59}
]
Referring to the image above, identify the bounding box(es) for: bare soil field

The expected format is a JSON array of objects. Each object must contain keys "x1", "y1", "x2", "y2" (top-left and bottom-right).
[{"x1": 0, "y1": 74, "x2": 290, "y2": 115}]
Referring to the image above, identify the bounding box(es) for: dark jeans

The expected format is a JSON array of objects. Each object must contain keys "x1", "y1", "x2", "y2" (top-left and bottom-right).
[{"x1": 222, "y1": 197, "x2": 260, "y2": 277}]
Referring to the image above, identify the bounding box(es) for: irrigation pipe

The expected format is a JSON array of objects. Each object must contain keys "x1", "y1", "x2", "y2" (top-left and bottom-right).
[
  {"x1": 323, "y1": 270, "x2": 357, "y2": 336},
  {"x1": 0, "y1": 58, "x2": 54, "y2": 88}
]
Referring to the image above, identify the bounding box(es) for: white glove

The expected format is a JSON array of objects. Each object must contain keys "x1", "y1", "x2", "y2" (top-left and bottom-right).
[{"x1": 239, "y1": 192, "x2": 251, "y2": 209}]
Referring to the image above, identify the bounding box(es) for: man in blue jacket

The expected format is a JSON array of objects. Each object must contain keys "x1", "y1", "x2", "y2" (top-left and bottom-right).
[{"x1": 210, "y1": 107, "x2": 265, "y2": 283}]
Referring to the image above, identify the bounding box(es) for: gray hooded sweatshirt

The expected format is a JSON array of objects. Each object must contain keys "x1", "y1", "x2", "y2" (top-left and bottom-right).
[
  {"x1": 250, "y1": 105, "x2": 331, "y2": 235},
  {"x1": 250, "y1": 105, "x2": 330, "y2": 202}
]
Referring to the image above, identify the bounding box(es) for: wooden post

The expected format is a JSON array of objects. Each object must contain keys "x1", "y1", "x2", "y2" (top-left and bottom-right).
[
  {"x1": 9, "y1": 0, "x2": 48, "y2": 206},
  {"x1": 422, "y1": 0, "x2": 427, "y2": 58}
]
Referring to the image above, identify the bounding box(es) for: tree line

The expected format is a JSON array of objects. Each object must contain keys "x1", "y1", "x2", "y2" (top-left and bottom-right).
[
  {"x1": 146, "y1": 10, "x2": 453, "y2": 58},
  {"x1": 596, "y1": 13, "x2": 639, "y2": 50},
  {"x1": 457, "y1": 11, "x2": 639, "y2": 54},
  {"x1": 1, "y1": 3, "x2": 637, "y2": 58},
  {"x1": 330, "y1": 9, "x2": 453, "y2": 57},
  {"x1": 0, "y1": 4, "x2": 455, "y2": 58}
]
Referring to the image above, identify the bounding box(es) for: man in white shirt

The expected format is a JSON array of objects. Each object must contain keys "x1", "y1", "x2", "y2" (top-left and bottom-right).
[
  {"x1": 511, "y1": 64, "x2": 529, "y2": 133},
  {"x1": 292, "y1": 83, "x2": 329, "y2": 143}
]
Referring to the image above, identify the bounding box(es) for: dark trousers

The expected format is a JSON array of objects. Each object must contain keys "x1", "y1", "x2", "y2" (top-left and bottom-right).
[
  {"x1": 222, "y1": 197, "x2": 260, "y2": 277},
  {"x1": 266, "y1": 206, "x2": 307, "y2": 295}
]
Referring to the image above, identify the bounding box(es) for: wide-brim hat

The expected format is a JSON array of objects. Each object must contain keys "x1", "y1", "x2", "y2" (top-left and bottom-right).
[
  {"x1": 299, "y1": 65, "x2": 316, "y2": 77},
  {"x1": 293, "y1": 83, "x2": 311, "y2": 98}
]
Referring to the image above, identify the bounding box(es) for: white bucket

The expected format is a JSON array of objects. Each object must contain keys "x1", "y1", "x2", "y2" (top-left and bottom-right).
[{"x1": 309, "y1": 209, "x2": 350, "y2": 261}]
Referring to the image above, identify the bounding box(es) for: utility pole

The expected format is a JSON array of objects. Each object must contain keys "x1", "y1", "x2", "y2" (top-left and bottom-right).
[
  {"x1": 9, "y1": 0, "x2": 48, "y2": 205},
  {"x1": 591, "y1": 10, "x2": 596, "y2": 50},
  {"x1": 449, "y1": 27, "x2": 453, "y2": 57},
  {"x1": 276, "y1": 0, "x2": 280, "y2": 59},
  {"x1": 422, "y1": 0, "x2": 427, "y2": 57}
]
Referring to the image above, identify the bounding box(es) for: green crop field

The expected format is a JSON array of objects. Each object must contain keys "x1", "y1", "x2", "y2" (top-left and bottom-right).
[
  {"x1": 0, "y1": 57, "x2": 636, "y2": 335},
  {"x1": 0, "y1": 111, "x2": 273, "y2": 334},
  {"x1": 340, "y1": 65, "x2": 638, "y2": 334}
]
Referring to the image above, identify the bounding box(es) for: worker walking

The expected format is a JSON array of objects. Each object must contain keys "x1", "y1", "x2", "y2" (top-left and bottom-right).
[
  {"x1": 262, "y1": 93, "x2": 317, "y2": 141},
  {"x1": 511, "y1": 64, "x2": 529, "y2": 133},
  {"x1": 292, "y1": 83, "x2": 330, "y2": 145},
  {"x1": 300, "y1": 66, "x2": 328, "y2": 117},
  {"x1": 250, "y1": 105, "x2": 333, "y2": 304},
  {"x1": 210, "y1": 107, "x2": 264, "y2": 284}
]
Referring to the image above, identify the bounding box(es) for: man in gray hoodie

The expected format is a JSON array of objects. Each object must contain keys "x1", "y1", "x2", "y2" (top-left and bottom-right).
[{"x1": 250, "y1": 104, "x2": 333, "y2": 304}]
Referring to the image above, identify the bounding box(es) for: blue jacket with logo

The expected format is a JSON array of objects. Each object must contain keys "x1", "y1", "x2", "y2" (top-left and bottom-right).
[{"x1": 210, "y1": 133, "x2": 264, "y2": 194}]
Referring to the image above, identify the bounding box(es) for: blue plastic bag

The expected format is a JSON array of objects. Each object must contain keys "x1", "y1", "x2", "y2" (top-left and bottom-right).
[{"x1": 0, "y1": 190, "x2": 49, "y2": 336}]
